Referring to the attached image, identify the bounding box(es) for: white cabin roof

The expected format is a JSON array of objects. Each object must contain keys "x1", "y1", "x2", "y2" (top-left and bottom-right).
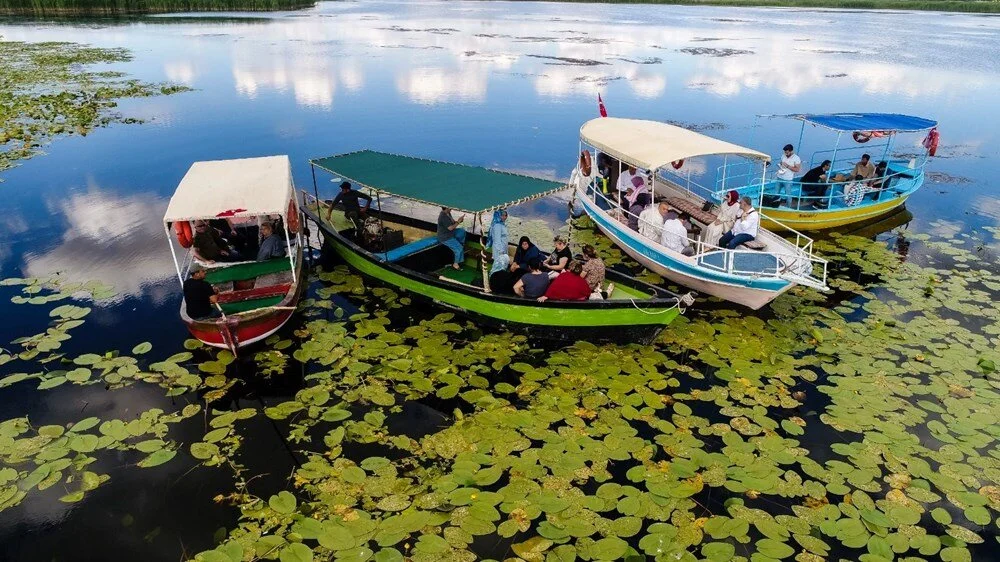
[
  {"x1": 580, "y1": 118, "x2": 770, "y2": 170},
  {"x1": 163, "y1": 155, "x2": 294, "y2": 223}
]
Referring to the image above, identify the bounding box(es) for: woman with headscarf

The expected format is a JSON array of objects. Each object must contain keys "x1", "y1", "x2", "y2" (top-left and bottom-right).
[
  {"x1": 485, "y1": 209, "x2": 509, "y2": 275},
  {"x1": 625, "y1": 174, "x2": 649, "y2": 208},
  {"x1": 704, "y1": 190, "x2": 741, "y2": 247},
  {"x1": 511, "y1": 235, "x2": 541, "y2": 277}
]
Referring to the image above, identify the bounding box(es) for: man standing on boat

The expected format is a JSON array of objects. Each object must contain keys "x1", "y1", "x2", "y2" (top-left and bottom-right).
[
  {"x1": 437, "y1": 207, "x2": 466, "y2": 270},
  {"x1": 327, "y1": 181, "x2": 372, "y2": 234},
  {"x1": 184, "y1": 264, "x2": 218, "y2": 320},
  {"x1": 775, "y1": 144, "x2": 801, "y2": 208}
]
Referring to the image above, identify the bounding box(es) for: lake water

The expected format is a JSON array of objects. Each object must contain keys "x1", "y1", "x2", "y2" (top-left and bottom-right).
[{"x1": 1, "y1": 1, "x2": 999, "y2": 560}]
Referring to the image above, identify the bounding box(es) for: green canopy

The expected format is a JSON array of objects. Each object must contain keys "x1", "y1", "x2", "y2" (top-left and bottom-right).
[{"x1": 310, "y1": 150, "x2": 568, "y2": 214}]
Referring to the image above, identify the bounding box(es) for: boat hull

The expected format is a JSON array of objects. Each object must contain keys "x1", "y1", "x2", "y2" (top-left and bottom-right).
[
  {"x1": 185, "y1": 307, "x2": 296, "y2": 350},
  {"x1": 762, "y1": 194, "x2": 909, "y2": 231},
  {"x1": 577, "y1": 189, "x2": 791, "y2": 310},
  {"x1": 303, "y1": 206, "x2": 684, "y2": 343}
]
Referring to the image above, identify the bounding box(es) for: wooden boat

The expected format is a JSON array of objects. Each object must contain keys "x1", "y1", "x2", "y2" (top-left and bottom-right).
[
  {"x1": 573, "y1": 118, "x2": 829, "y2": 310},
  {"x1": 737, "y1": 113, "x2": 937, "y2": 231},
  {"x1": 162, "y1": 156, "x2": 305, "y2": 353},
  {"x1": 302, "y1": 150, "x2": 692, "y2": 344}
]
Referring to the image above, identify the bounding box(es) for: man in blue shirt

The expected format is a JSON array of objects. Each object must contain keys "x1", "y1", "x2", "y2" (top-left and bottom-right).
[{"x1": 256, "y1": 221, "x2": 286, "y2": 261}]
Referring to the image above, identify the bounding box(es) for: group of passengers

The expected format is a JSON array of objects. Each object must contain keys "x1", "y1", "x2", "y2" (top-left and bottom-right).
[
  {"x1": 192, "y1": 218, "x2": 289, "y2": 264},
  {"x1": 776, "y1": 145, "x2": 892, "y2": 209},
  {"x1": 628, "y1": 191, "x2": 761, "y2": 252},
  {"x1": 438, "y1": 205, "x2": 609, "y2": 302}
]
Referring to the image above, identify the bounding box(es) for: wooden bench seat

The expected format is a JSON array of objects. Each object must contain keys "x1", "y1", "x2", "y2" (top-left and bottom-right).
[
  {"x1": 665, "y1": 197, "x2": 717, "y2": 226},
  {"x1": 741, "y1": 239, "x2": 767, "y2": 251},
  {"x1": 216, "y1": 283, "x2": 292, "y2": 304}
]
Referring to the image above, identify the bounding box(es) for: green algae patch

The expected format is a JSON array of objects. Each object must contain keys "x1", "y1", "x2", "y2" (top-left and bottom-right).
[{"x1": 0, "y1": 38, "x2": 190, "y2": 179}]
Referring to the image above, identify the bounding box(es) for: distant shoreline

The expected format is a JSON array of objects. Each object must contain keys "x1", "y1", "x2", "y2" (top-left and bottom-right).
[
  {"x1": 528, "y1": 0, "x2": 999, "y2": 14},
  {"x1": 0, "y1": 0, "x2": 316, "y2": 16}
]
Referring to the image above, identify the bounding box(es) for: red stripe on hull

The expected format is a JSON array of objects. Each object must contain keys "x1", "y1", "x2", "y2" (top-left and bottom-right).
[{"x1": 186, "y1": 309, "x2": 293, "y2": 348}]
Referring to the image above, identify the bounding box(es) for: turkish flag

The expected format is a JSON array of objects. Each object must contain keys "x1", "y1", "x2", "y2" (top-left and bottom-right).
[{"x1": 598, "y1": 93, "x2": 607, "y2": 118}]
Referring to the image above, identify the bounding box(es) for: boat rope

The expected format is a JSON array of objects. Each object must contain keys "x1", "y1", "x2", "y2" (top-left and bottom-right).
[{"x1": 627, "y1": 298, "x2": 680, "y2": 315}]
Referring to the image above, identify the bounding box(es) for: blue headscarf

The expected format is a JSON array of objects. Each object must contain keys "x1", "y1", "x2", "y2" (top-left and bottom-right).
[{"x1": 485, "y1": 209, "x2": 507, "y2": 248}]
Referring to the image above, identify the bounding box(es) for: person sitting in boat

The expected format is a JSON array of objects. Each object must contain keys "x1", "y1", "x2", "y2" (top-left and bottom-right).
[
  {"x1": 511, "y1": 236, "x2": 541, "y2": 276},
  {"x1": 437, "y1": 207, "x2": 467, "y2": 270},
  {"x1": 704, "y1": 190, "x2": 741, "y2": 248},
  {"x1": 326, "y1": 181, "x2": 372, "y2": 233},
  {"x1": 544, "y1": 235, "x2": 572, "y2": 275},
  {"x1": 616, "y1": 164, "x2": 640, "y2": 206},
  {"x1": 513, "y1": 258, "x2": 550, "y2": 299},
  {"x1": 485, "y1": 209, "x2": 509, "y2": 275},
  {"x1": 256, "y1": 221, "x2": 286, "y2": 261},
  {"x1": 193, "y1": 220, "x2": 243, "y2": 263},
  {"x1": 868, "y1": 161, "x2": 890, "y2": 200},
  {"x1": 718, "y1": 197, "x2": 760, "y2": 249},
  {"x1": 627, "y1": 193, "x2": 651, "y2": 232},
  {"x1": 851, "y1": 153, "x2": 876, "y2": 180},
  {"x1": 843, "y1": 175, "x2": 872, "y2": 207},
  {"x1": 799, "y1": 160, "x2": 832, "y2": 202},
  {"x1": 638, "y1": 199, "x2": 668, "y2": 241},
  {"x1": 184, "y1": 263, "x2": 219, "y2": 320},
  {"x1": 489, "y1": 269, "x2": 517, "y2": 295},
  {"x1": 537, "y1": 261, "x2": 592, "y2": 302},
  {"x1": 625, "y1": 174, "x2": 648, "y2": 208},
  {"x1": 580, "y1": 245, "x2": 606, "y2": 293},
  {"x1": 661, "y1": 210, "x2": 695, "y2": 256},
  {"x1": 775, "y1": 144, "x2": 802, "y2": 208}
]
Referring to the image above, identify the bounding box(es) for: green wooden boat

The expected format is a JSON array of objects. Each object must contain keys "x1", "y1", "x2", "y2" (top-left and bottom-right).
[{"x1": 300, "y1": 150, "x2": 692, "y2": 344}]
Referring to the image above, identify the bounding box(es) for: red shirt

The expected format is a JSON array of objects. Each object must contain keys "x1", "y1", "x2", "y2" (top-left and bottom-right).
[{"x1": 543, "y1": 272, "x2": 592, "y2": 301}]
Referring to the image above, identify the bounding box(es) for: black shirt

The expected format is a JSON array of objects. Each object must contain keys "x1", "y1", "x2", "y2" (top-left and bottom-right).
[
  {"x1": 489, "y1": 270, "x2": 517, "y2": 295},
  {"x1": 332, "y1": 189, "x2": 372, "y2": 213},
  {"x1": 800, "y1": 165, "x2": 828, "y2": 185},
  {"x1": 546, "y1": 246, "x2": 572, "y2": 270},
  {"x1": 183, "y1": 278, "x2": 215, "y2": 319}
]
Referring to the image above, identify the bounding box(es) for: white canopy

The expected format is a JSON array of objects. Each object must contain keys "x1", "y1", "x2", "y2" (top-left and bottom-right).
[
  {"x1": 163, "y1": 155, "x2": 294, "y2": 223},
  {"x1": 580, "y1": 118, "x2": 770, "y2": 170}
]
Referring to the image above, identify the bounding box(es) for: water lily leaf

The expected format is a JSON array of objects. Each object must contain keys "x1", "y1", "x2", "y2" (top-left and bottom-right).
[
  {"x1": 589, "y1": 537, "x2": 628, "y2": 561},
  {"x1": 279, "y1": 543, "x2": 313, "y2": 562},
  {"x1": 132, "y1": 342, "x2": 152, "y2": 355},
  {"x1": 963, "y1": 506, "x2": 990, "y2": 526},
  {"x1": 702, "y1": 542, "x2": 735, "y2": 561},
  {"x1": 269, "y1": 491, "x2": 297, "y2": 514},
  {"x1": 190, "y1": 442, "x2": 219, "y2": 460},
  {"x1": 318, "y1": 524, "x2": 356, "y2": 551},
  {"x1": 415, "y1": 534, "x2": 449, "y2": 554},
  {"x1": 945, "y1": 525, "x2": 983, "y2": 544},
  {"x1": 932, "y1": 508, "x2": 953, "y2": 525},
  {"x1": 373, "y1": 549, "x2": 402, "y2": 562},
  {"x1": 137, "y1": 449, "x2": 176, "y2": 468},
  {"x1": 513, "y1": 537, "x2": 553, "y2": 562}
]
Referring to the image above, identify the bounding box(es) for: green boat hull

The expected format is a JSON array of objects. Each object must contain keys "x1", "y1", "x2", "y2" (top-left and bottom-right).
[{"x1": 303, "y1": 207, "x2": 684, "y2": 343}]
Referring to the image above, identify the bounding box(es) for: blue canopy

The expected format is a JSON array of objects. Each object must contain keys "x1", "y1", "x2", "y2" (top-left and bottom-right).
[{"x1": 784, "y1": 113, "x2": 937, "y2": 133}]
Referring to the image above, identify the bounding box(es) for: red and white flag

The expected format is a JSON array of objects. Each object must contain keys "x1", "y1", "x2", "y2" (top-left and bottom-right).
[{"x1": 598, "y1": 93, "x2": 607, "y2": 118}]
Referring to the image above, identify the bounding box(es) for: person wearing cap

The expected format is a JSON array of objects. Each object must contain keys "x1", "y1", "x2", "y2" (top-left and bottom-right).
[
  {"x1": 184, "y1": 264, "x2": 219, "y2": 320},
  {"x1": 192, "y1": 220, "x2": 242, "y2": 263},
  {"x1": 327, "y1": 181, "x2": 372, "y2": 233},
  {"x1": 775, "y1": 144, "x2": 801, "y2": 208}
]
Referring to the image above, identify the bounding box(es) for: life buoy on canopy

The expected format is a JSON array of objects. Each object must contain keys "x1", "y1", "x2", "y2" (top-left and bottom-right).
[
  {"x1": 852, "y1": 131, "x2": 872, "y2": 143},
  {"x1": 579, "y1": 150, "x2": 592, "y2": 177},
  {"x1": 286, "y1": 200, "x2": 300, "y2": 233},
  {"x1": 174, "y1": 221, "x2": 193, "y2": 248},
  {"x1": 671, "y1": 160, "x2": 684, "y2": 170}
]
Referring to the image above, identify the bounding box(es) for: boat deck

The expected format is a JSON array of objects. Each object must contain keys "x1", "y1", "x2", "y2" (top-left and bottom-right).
[{"x1": 698, "y1": 251, "x2": 780, "y2": 274}]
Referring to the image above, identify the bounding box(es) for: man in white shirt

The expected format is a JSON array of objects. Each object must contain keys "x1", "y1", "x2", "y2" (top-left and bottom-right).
[
  {"x1": 775, "y1": 144, "x2": 801, "y2": 208},
  {"x1": 616, "y1": 165, "x2": 639, "y2": 206},
  {"x1": 719, "y1": 197, "x2": 760, "y2": 249},
  {"x1": 660, "y1": 210, "x2": 695, "y2": 256},
  {"x1": 638, "y1": 200, "x2": 668, "y2": 241}
]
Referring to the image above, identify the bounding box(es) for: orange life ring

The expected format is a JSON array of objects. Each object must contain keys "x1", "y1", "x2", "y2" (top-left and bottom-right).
[
  {"x1": 286, "y1": 200, "x2": 300, "y2": 234},
  {"x1": 579, "y1": 150, "x2": 592, "y2": 176},
  {"x1": 174, "y1": 221, "x2": 193, "y2": 248},
  {"x1": 671, "y1": 160, "x2": 684, "y2": 170},
  {"x1": 852, "y1": 131, "x2": 872, "y2": 143}
]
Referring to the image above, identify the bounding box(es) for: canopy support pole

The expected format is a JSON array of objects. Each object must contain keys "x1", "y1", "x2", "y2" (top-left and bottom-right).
[
  {"x1": 880, "y1": 135, "x2": 893, "y2": 165},
  {"x1": 165, "y1": 222, "x2": 184, "y2": 286},
  {"x1": 796, "y1": 120, "x2": 806, "y2": 159},
  {"x1": 310, "y1": 163, "x2": 320, "y2": 211},
  {"x1": 283, "y1": 211, "x2": 296, "y2": 284},
  {"x1": 376, "y1": 190, "x2": 387, "y2": 261},
  {"x1": 829, "y1": 131, "x2": 843, "y2": 209},
  {"x1": 759, "y1": 162, "x2": 767, "y2": 208}
]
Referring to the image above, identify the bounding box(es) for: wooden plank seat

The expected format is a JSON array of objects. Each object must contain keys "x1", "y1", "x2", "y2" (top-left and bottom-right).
[
  {"x1": 216, "y1": 283, "x2": 292, "y2": 304},
  {"x1": 665, "y1": 197, "x2": 717, "y2": 226},
  {"x1": 382, "y1": 228, "x2": 465, "y2": 262},
  {"x1": 741, "y1": 239, "x2": 767, "y2": 251},
  {"x1": 205, "y1": 258, "x2": 291, "y2": 284}
]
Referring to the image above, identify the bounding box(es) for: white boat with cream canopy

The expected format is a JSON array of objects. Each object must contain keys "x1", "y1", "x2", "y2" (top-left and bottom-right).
[{"x1": 572, "y1": 118, "x2": 829, "y2": 309}]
